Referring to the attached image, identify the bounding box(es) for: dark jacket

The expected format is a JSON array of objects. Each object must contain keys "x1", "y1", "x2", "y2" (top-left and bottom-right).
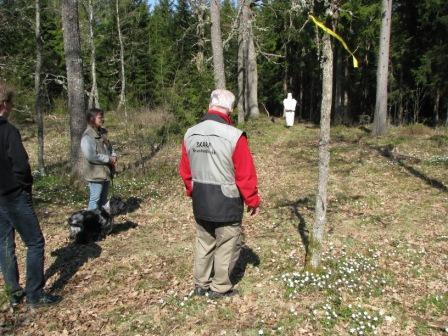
[{"x1": 0, "y1": 117, "x2": 33, "y2": 197}]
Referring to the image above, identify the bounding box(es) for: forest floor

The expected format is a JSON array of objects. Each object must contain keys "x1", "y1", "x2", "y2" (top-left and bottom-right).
[{"x1": 1, "y1": 111, "x2": 447, "y2": 336}]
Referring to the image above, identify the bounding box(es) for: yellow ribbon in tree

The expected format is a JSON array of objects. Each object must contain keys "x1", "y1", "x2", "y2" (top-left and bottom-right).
[{"x1": 309, "y1": 15, "x2": 359, "y2": 68}]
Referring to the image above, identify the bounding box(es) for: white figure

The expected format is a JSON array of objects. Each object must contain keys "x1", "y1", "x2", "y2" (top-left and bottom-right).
[{"x1": 283, "y1": 92, "x2": 297, "y2": 127}]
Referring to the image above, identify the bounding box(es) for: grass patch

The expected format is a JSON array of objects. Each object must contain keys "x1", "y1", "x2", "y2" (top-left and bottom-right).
[
  {"x1": 33, "y1": 173, "x2": 87, "y2": 206},
  {"x1": 416, "y1": 292, "x2": 448, "y2": 317}
]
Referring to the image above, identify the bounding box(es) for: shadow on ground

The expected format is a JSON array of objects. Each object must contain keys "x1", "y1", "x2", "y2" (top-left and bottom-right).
[
  {"x1": 231, "y1": 245, "x2": 260, "y2": 285},
  {"x1": 45, "y1": 220, "x2": 138, "y2": 293},
  {"x1": 374, "y1": 144, "x2": 448, "y2": 193},
  {"x1": 45, "y1": 242, "x2": 102, "y2": 293},
  {"x1": 110, "y1": 220, "x2": 138, "y2": 235},
  {"x1": 278, "y1": 197, "x2": 313, "y2": 258}
]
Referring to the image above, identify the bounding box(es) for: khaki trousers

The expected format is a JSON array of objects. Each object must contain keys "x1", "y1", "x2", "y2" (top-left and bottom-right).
[{"x1": 194, "y1": 219, "x2": 242, "y2": 293}]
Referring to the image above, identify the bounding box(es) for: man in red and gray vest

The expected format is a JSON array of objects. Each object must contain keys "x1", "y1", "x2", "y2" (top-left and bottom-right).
[{"x1": 179, "y1": 89, "x2": 260, "y2": 298}]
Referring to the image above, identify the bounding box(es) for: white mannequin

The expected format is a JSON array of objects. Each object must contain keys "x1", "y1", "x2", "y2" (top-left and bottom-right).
[{"x1": 283, "y1": 92, "x2": 297, "y2": 127}]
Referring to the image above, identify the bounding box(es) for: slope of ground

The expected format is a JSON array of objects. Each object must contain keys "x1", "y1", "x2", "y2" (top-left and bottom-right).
[{"x1": 1, "y1": 114, "x2": 447, "y2": 336}]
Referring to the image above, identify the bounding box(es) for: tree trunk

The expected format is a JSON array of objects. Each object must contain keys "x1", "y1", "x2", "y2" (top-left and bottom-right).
[
  {"x1": 283, "y1": 44, "x2": 288, "y2": 96},
  {"x1": 247, "y1": 17, "x2": 259, "y2": 118},
  {"x1": 237, "y1": 0, "x2": 248, "y2": 124},
  {"x1": 193, "y1": 0, "x2": 206, "y2": 72},
  {"x1": 298, "y1": 65, "x2": 303, "y2": 121},
  {"x1": 446, "y1": 102, "x2": 448, "y2": 127},
  {"x1": 87, "y1": 0, "x2": 100, "y2": 109},
  {"x1": 434, "y1": 89, "x2": 440, "y2": 126},
  {"x1": 35, "y1": 0, "x2": 45, "y2": 175},
  {"x1": 309, "y1": 74, "x2": 314, "y2": 122},
  {"x1": 237, "y1": 0, "x2": 258, "y2": 121},
  {"x1": 373, "y1": 0, "x2": 392, "y2": 136},
  {"x1": 333, "y1": 45, "x2": 342, "y2": 125},
  {"x1": 61, "y1": 0, "x2": 86, "y2": 177},
  {"x1": 305, "y1": 33, "x2": 333, "y2": 271},
  {"x1": 210, "y1": 0, "x2": 226, "y2": 89},
  {"x1": 343, "y1": 62, "x2": 349, "y2": 123},
  {"x1": 237, "y1": 42, "x2": 245, "y2": 124},
  {"x1": 116, "y1": 0, "x2": 126, "y2": 118}
]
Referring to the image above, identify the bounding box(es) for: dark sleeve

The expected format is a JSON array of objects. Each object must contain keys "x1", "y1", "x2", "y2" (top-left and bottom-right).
[{"x1": 7, "y1": 127, "x2": 33, "y2": 193}]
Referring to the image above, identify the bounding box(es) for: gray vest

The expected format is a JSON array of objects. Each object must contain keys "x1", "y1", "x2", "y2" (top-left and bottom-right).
[{"x1": 184, "y1": 114, "x2": 244, "y2": 222}]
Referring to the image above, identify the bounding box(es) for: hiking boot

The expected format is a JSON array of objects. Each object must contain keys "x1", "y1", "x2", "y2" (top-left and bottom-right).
[
  {"x1": 9, "y1": 290, "x2": 25, "y2": 308},
  {"x1": 207, "y1": 289, "x2": 239, "y2": 299},
  {"x1": 27, "y1": 293, "x2": 62, "y2": 308},
  {"x1": 192, "y1": 287, "x2": 209, "y2": 297}
]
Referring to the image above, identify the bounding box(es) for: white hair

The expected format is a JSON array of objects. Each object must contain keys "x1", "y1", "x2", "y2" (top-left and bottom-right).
[{"x1": 209, "y1": 89, "x2": 235, "y2": 112}]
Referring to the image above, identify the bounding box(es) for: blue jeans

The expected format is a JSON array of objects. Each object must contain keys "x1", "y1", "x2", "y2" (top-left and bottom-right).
[
  {"x1": 0, "y1": 190, "x2": 45, "y2": 301},
  {"x1": 88, "y1": 181, "x2": 110, "y2": 210}
]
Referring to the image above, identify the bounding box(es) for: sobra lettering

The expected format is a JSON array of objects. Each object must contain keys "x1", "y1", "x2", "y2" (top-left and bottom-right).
[{"x1": 196, "y1": 141, "x2": 212, "y2": 148}]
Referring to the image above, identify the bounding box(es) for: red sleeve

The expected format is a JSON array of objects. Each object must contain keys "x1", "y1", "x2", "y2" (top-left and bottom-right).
[
  {"x1": 179, "y1": 141, "x2": 192, "y2": 197},
  {"x1": 233, "y1": 135, "x2": 261, "y2": 208}
]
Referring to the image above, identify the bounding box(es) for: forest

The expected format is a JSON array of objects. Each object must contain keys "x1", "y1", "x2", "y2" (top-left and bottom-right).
[
  {"x1": 0, "y1": 0, "x2": 447, "y2": 335},
  {"x1": 1, "y1": 0, "x2": 447, "y2": 127}
]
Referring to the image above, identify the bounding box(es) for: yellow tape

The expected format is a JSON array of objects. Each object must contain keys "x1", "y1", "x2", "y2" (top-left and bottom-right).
[{"x1": 309, "y1": 15, "x2": 359, "y2": 68}]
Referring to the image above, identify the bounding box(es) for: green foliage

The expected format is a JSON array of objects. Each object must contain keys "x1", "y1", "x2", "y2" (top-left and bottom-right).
[
  {"x1": 33, "y1": 173, "x2": 88, "y2": 206},
  {"x1": 1, "y1": 0, "x2": 447, "y2": 126}
]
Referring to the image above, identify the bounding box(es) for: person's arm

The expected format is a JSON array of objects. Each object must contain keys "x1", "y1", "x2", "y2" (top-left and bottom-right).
[
  {"x1": 233, "y1": 135, "x2": 260, "y2": 214},
  {"x1": 80, "y1": 135, "x2": 110, "y2": 164},
  {"x1": 7, "y1": 128, "x2": 33, "y2": 193},
  {"x1": 179, "y1": 141, "x2": 193, "y2": 197}
]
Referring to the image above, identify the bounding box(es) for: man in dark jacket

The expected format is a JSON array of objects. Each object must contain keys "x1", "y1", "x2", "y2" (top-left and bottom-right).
[
  {"x1": 179, "y1": 89, "x2": 261, "y2": 298},
  {"x1": 0, "y1": 81, "x2": 60, "y2": 308}
]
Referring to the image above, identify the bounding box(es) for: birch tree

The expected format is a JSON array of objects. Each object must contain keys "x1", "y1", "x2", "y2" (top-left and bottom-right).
[
  {"x1": 237, "y1": 0, "x2": 248, "y2": 124},
  {"x1": 61, "y1": 0, "x2": 86, "y2": 177},
  {"x1": 116, "y1": 0, "x2": 126, "y2": 117},
  {"x1": 306, "y1": 31, "x2": 333, "y2": 271},
  {"x1": 86, "y1": 0, "x2": 100, "y2": 109},
  {"x1": 302, "y1": 0, "x2": 338, "y2": 271},
  {"x1": 210, "y1": 0, "x2": 226, "y2": 89},
  {"x1": 373, "y1": 0, "x2": 392, "y2": 136},
  {"x1": 247, "y1": 18, "x2": 259, "y2": 118},
  {"x1": 35, "y1": 0, "x2": 45, "y2": 175}
]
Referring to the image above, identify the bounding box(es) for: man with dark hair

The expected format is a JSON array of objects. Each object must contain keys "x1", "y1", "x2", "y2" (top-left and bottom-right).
[
  {"x1": 0, "y1": 81, "x2": 61, "y2": 308},
  {"x1": 179, "y1": 89, "x2": 261, "y2": 298}
]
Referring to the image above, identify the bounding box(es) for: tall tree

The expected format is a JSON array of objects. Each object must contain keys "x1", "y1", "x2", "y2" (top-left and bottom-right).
[
  {"x1": 61, "y1": 0, "x2": 86, "y2": 177},
  {"x1": 86, "y1": 0, "x2": 100, "y2": 109},
  {"x1": 116, "y1": 0, "x2": 126, "y2": 116},
  {"x1": 306, "y1": 32, "x2": 333, "y2": 271},
  {"x1": 210, "y1": 0, "x2": 226, "y2": 89},
  {"x1": 246, "y1": 9, "x2": 259, "y2": 118},
  {"x1": 237, "y1": 0, "x2": 247, "y2": 124},
  {"x1": 373, "y1": 0, "x2": 392, "y2": 135},
  {"x1": 304, "y1": 0, "x2": 339, "y2": 270},
  {"x1": 189, "y1": 0, "x2": 207, "y2": 73},
  {"x1": 237, "y1": 0, "x2": 259, "y2": 123},
  {"x1": 35, "y1": 0, "x2": 45, "y2": 175}
]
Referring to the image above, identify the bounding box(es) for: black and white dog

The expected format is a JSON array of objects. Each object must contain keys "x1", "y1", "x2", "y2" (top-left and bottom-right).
[{"x1": 68, "y1": 196, "x2": 127, "y2": 244}]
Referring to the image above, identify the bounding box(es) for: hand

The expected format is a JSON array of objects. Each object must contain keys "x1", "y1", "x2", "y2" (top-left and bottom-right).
[
  {"x1": 109, "y1": 156, "x2": 117, "y2": 166},
  {"x1": 247, "y1": 206, "x2": 260, "y2": 217}
]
